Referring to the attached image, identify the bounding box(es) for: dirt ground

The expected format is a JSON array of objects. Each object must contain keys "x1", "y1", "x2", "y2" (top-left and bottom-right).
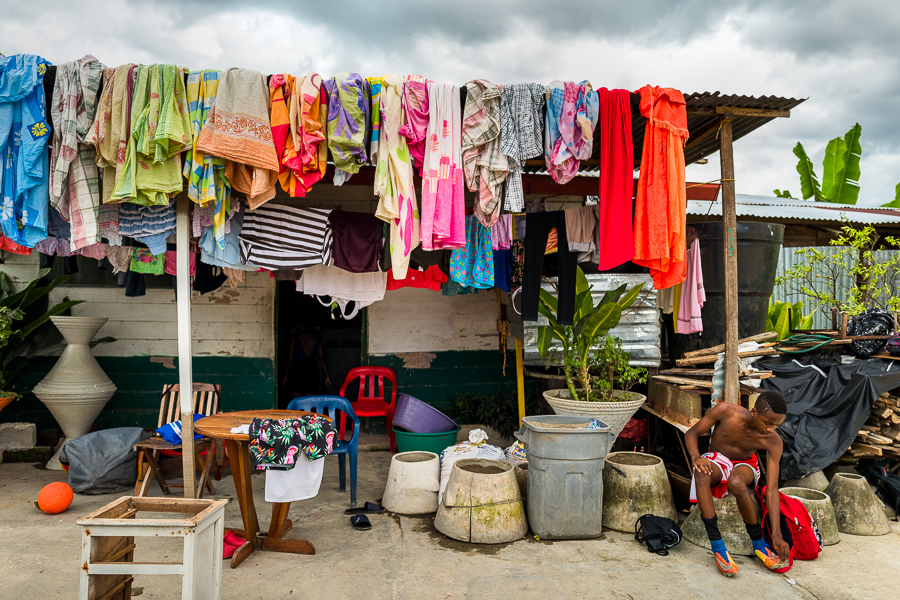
[{"x1": 1, "y1": 450, "x2": 897, "y2": 600}]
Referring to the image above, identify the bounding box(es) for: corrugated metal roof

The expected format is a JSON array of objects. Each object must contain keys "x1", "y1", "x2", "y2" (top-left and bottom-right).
[
  {"x1": 686, "y1": 194, "x2": 900, "y2": 225},
  {"x1": 521, "y1": 273, "x2": 661, "y2": 368}
]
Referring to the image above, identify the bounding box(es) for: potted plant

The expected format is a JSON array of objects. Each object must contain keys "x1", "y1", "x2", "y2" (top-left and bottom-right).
[
  {"x1": 535, "y1": 267, "x2": 648, "y2": 436},
  {"x1": 0, "y1": 305, "x2": 24, "y2": 411}
]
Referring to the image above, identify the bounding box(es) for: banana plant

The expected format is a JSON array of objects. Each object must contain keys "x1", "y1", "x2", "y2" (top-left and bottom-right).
[
  {"x1": 785, "y1": 123, "x2": 862, "y2": 205},
  {"x1": 536, "y1": 267, "x2": 645, "y2": 402},
  {"x1": 766, "y1": 299, "x2": 815, "y2": 341}
]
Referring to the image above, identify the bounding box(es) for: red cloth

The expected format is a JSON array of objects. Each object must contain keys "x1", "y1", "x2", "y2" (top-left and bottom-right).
[
  {"x1": 0, "y1": 235, "x2": 32, "y2": 255},
  {"x1": 386, "y1": 265, "x2": 447, "y2": 292},
  {"x1": 633, "y1": 86, "x2": 689, "y2": 289},
  {"x1": 597, "y1": 88, "x2": 634, "y2": 271}
]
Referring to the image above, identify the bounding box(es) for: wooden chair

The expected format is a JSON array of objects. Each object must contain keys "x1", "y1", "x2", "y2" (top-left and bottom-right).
[{"x1": 133, "y1": 383, "x2": 221, "y2": 499}]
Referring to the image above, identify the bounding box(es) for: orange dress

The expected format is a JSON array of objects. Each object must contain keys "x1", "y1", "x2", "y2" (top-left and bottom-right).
[{"x1": 633, "y1": 86, "x2": 689, "y2": 290}]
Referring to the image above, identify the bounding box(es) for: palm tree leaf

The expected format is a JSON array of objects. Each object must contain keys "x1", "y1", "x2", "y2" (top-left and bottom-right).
[{"x1": 793, "y1": 142, "x2": 823, "y2": 202}]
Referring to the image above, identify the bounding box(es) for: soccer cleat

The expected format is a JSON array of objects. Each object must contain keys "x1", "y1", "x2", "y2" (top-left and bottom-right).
[
  {"x1": 755, "y1": 546, "x2": 790, "y2": 571},
  {"x1": 714, "y1": 550, "x2": 739, "y2": 576}
]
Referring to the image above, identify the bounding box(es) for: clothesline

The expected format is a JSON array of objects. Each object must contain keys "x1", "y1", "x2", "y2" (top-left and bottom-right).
[{"x1": 0, "y1": 53, "x2": 691, "y2": 314}]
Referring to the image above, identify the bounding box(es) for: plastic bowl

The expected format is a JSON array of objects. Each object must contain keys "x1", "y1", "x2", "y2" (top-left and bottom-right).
[
  {"x1": 392, "y1": 393, "x2": 458, "y2": 434},
  {"x1": 392, "y1": 426, "x2": 462, "y2": 455}
]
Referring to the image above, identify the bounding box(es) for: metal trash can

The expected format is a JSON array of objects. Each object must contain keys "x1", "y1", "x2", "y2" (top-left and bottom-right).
[{"x1": 515, "y1": 415, "x2": 613, "y2": 540}]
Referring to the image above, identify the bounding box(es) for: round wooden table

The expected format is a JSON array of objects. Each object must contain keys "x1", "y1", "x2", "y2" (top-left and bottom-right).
[{"x1": 195, "y1": 410, "x2": 331, "y2": 569}]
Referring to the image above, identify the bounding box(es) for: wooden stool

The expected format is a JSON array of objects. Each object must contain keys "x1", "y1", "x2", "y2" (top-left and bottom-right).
[{"x1": 76, "y1": 496, "x2": 227, "y2": 600}]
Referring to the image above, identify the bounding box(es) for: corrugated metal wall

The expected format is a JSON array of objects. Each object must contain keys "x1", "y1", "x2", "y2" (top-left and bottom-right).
[{"x1": 521, "y1": 273, "x2": 660, "y2": 367}]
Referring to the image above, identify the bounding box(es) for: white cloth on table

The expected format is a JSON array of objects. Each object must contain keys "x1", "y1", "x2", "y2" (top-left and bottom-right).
[
  {"x1": 264, "y1": 456, "x2": 325, "y2": 503},
  {"x1": 229, "y1": 424, "x2": 250, "y2": 434}
]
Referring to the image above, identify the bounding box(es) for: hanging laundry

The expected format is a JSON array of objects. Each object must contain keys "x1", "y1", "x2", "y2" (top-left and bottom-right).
[
  {"x1": 399, "y1": 75, "x2": 429, "y2": 175},
  {"x1": 450, "y1": 215, "x2": 494, "y2": 289},
  {"x1": 491, "y1": 214, "x2": 513, "y2": 250},
  {"x1": 164, "y1": 250, "x2": 197, "y2": 277},
  {"x1": 676, "y1": 239, "x2": 705, "y2": 333},
  {"x1": 420, "y1": 82, "x2": 465, "y2": 251},
  {"x1": 192, "y1": 202, "x2": 233, "y2": 239},
  {"x1": 633, "y1": 85, "x2": 689, "y2": 289},
  {"x1": 106, "y1": 244, "x2": 132, "y2": 274},
  {"x1": 239, "y1": 204, "x2": 332, "y2": 271},
  {"x1": 297, "y1": 265, "x2": 387, "y2": 319},
  {"x1": 324, "y1": 73, "x2": 369, "y2": 185},
  {"x1": 386, "y1": 264, "x2": 447, "y2": 292},
  {"x1": 35, "y1": 207, "x2": 73, "y2": 257},
  {"x1": 117, "y1": 201, "x2": 176, "y2": 255},
  {"x1": 521, "y1": 211, "x2": 577, "y2": 325},
  {"x1": 0, "y1": 234, "x2": 32, "y2": 255},
  {"x1": 90, "y1": 65, "x2": 140, "y2": 205},
  {"x1": 564, "y1": 205, "x2": 596, "y2": 255},
  {"x1": 200, "y1": 203, "x2": 257, "y2": 271},
  {"x1": 270, "y1": 72, "x2": 328, "y2": 198},
  {"x1": 462, "y1": 80, "x2": 508, "y2": 227},
  {"x1": 0, "y1": 54, "x2": 52, "y2": 247},
  {"x1": 493, "y1": 249, "x2": 513, "y2": 293},
  {"x1": 111, "y1": 65, "x2": 192, "y2": 206},
  {"x1": 130, "y1": 248, "x2": 165, "y2": 275},
  {"x1": 328, "y1": 210, "x2": 383, "y2": 273},
  {"x1": 597, "y1": 88, "x2": 635, "y2": 270},
  {"x1": 499, "y1": 83, "x2": 545, "y2": 213},
  {"x1": 366, "y1": 77, "x2": 383, "y2": 163},
  {"x1": 544, "y1": 81, "x2": 599, "y2": 185},
  {"x1": 50, "y1": 55, "x2": 105, "y2": 251},
  {"x1": 657, "y1": 285, "x2": 675, "y2": 315},
  {"x1": 183, "y1": 69, "x2": 231, "y2": 250},
  {"x1": 97, "y1": 203, "x2": 121, "y2": 246},
  {"x1": 196, "y1": 68, "x2": 279, "y2": 209},
  {"x1": 373, "y1": 75, "x2": 420, "y2": 280}
]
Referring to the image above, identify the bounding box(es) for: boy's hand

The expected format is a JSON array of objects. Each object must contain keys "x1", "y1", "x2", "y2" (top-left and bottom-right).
[{"x1": 692, "y1": 456, "x2": 713, "y2": 475}]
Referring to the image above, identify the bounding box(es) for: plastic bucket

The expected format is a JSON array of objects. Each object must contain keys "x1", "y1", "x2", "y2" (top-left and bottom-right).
[
  {"x1": 393, "y1": 426, "x2": 462, "y2": 455},
  {"x1": 392, "y1": 394, "x2": 458, "y2": 434},
  {"x1": 515, "y1": 415, "x2": 613, "y2": 540}
]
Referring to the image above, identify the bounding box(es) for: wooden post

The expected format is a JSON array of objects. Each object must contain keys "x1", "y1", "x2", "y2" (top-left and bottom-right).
[
  {"x1": 718, "y1": 117, "x2": 740, "y2": 404},
  {"x1": 176, "y1": 193, "x2": 196, "y2": 498},
  {"x1": 515, "y1": 338, "x2": 526, "y2": 428}
]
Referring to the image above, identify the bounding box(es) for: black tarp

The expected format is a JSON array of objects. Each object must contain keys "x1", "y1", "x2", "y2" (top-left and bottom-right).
[{"x1": 756, "y1": 351, "x2": 900, "y2": 480}]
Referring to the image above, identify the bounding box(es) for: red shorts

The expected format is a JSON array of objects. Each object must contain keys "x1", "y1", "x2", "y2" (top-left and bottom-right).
[{"x1": 689, "y1": 452, "x2": 760, "y2": 502}]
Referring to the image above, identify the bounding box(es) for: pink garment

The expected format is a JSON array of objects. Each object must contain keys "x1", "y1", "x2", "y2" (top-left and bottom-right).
[
  {"x1": 164, "y1": 251, "x2": 198, "y2": 276},
  {"x1": 399, "y1": 75, "x2": 429, "y2": 175},
  {"x1": 491, "y1": 214, "x2": 512, "y2": 250},
  {"x1": 79, "y1": 243, "x2": 108, "y2": 260},
  {"x1": 676, "y1": 239, "x2": 705, "y2": 333},
  {"x1": 420, "y1": 82, "x2": 465, "y2": 251}
]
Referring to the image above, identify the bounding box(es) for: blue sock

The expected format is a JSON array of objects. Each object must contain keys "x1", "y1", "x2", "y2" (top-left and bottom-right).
[
  {"x1": 710, "y1": 538, "x2": 727, "y2": 555},
  {"x1": 751, "y1": 537, "x2": 769, "y2": 553}
]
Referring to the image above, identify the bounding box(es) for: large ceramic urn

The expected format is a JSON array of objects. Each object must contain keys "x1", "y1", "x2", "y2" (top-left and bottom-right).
[{"x1": 33, "y1": 317, "x2": 117, "y2": 440}]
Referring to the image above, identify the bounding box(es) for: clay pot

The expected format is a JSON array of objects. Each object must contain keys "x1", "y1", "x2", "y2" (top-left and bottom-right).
[
  {"x1": 683, "y1": 494, "x2": 761, "y2": 556},
  {"x1": 602, "y1": 452, "x2": 676, "y2": 532},
  {"x1": 824, "y1": 473, "x2": 891, "y2": 536},
  {"x1": 781, "y1": 487, "x2": 840, "y2": 546},
  {"x1": 0, "y1": 393, "x2": 16, "y2": 412},
  {"x1": 434, "y1": 459, "x2": 526, "y2": 544},
  {"x1": 382, "y1": 451, "x2": 440, "y2": 515}
]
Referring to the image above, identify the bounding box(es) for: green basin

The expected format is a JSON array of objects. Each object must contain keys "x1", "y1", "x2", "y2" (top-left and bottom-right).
[{"x1": 392, "y1": 426, "x2": 461, "y2": 454}]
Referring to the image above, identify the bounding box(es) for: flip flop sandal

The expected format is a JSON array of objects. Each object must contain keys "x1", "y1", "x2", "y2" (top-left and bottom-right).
[
  {"x1": 350, "y1": 514, "x2": 372, "y2": 531},
  {"x1": 345, "y1": 501, "x2": 384, "y2": 515},
  {"x1": 223, "y1": 541, "x2": 238, "y2": 559},
  {"x1": 224, "y1": 530, "x2": 247, "y2": 547}
]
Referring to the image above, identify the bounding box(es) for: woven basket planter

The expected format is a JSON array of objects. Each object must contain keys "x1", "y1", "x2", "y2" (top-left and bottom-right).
[{"x1": 542, "y1": 389, "x2": 646, "y2": 438}]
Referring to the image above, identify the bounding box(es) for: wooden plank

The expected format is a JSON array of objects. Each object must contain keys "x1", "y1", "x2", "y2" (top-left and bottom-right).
[
  {"x1": 851, "y1": 442, "x2": 882, "y2": 456},
  {"x1": 682, "y1": 332, "x2": 778, "y2": 358},
  {"x1": 652, "y1": 375, "x2": 714, "y2": 388},
  {"x1": 88, "y1": 562, "x2": 184, "y2": 576},
  {"x1": 687, "y1": 106, "x2": 791, "y2": 118},
  {"x1": 676, "y1": 348, "x2": 779, "y2": 366},
  {"x1": 92, "y1": 339, "x2": 274, "y2": 358}
]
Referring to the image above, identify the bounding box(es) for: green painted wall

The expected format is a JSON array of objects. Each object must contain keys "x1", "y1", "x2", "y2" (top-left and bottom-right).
[
  {"x1": 368, "y1": 350, "x2": 520, "y2": 410},
  {"x1": 0, "y1": 356, "x2": 276, "y2": 430}
]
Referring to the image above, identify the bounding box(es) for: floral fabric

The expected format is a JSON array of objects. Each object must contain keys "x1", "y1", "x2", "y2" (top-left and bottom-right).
[
  {"x1": 544, "y1": 81, "x2": 599, "y2": 185},
  {"x1": 450, "y1": 215, "x2": 494, "y2": 289},
  {"x1": 129, "y1": 248, "x2": 164, "y2": 275},
  {"x1": 249, "y1": 416, "x2": 334, "y2": 470}
]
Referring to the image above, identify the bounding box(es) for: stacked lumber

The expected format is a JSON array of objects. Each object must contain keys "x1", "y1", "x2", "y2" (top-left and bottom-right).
[
  {"x1": 851, "y1": 393, "x2": 900, "y2": 457},
  {"x1": 653, "y1": 368, "x2": 773, "y2": 394}
]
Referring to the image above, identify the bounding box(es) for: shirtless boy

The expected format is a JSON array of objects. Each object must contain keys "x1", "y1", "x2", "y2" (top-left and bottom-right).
[{"x1": 684, "y1": 391, "x2": 790, "y2": 576}]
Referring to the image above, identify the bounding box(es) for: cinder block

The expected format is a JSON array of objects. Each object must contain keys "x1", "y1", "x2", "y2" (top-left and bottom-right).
[{"x1": 0, "y1": 422, "x2": 37, "y2": 450}]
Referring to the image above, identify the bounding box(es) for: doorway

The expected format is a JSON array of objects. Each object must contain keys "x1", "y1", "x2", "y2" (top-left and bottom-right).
[{"x1": 275, "y1": 281, "x2": 364, "y2": 409}]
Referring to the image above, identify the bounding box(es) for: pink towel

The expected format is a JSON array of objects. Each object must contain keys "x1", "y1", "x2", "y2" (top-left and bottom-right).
[{"x1": 676, "y1": 239, "x2": 705, "y2": 333}]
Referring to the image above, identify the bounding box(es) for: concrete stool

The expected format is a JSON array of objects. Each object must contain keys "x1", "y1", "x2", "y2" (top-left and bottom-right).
[
  {"x1": 781, "y1": 487, "x2": 840, "y2": 546},
  {"x1": 514, "y1": 462, "x2": 528, "y2": 503},
  {"x1": 382, "y1": 451, "x2": 440, "y2": 515},
  {"x1": 602, "y1": 452, "x2": 676, "y2": 532},
  {"x1": 783, "y1": 470, "x2": 829, "y2": 492},
  {"x1": 76, "y1": 496, "x2": 227, "y2": 600},
  {"x1": 683, "y1": 494, "x2": 760, "y2": 556},
  {"x1": 435, "y1": 459, "x2": 527, "y2": 544},
  {"x1": 824, "y1": 473, "x2": 892, "y2": 536}
]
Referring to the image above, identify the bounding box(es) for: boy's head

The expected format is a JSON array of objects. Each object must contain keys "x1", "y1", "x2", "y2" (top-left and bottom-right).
[{"x1": 750, "y1": 391, "x2": 787, "y2": 434}]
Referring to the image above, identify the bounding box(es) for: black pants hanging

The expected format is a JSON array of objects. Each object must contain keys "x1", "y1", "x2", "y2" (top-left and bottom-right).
[{"x1": 522, "y1": 211, "x2": 577, "y2": 325}]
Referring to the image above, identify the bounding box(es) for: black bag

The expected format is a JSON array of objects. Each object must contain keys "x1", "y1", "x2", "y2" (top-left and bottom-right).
[
  {"x1": 634, "y1": 514, "x2": 683, "y2": 556},
  {"x1": 847, "y1": 310, "x2": 894, "y2": 358},
  {"x1": 58, "y1": 427, "x2": 148, "y2": 494},
  {"x1": 866, "y1": 466, "x2": 900, "y2": 522},
  {"x1": 885, "y1": 334, "x2": 900, "y2": 357}
]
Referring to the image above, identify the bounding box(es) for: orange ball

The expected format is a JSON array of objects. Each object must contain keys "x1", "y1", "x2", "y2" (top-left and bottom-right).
[{"x1": 37, "y1": 482, "x2": 73, "y2": 514}]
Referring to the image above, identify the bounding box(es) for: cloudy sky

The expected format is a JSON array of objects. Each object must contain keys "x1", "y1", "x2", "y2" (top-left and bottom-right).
[{"x1": 2, "y1": 0, "x2": 898, "y2": 206}]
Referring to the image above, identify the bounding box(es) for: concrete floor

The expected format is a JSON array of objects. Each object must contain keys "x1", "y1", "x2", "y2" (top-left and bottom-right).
[{"x1": 1, "y1": 450, "x2": 898, "y2": 600}]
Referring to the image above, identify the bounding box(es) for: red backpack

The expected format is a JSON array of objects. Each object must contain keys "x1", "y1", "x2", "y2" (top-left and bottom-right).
[{"x1": 756, "y1": 485, "x2": 823, "y2": 566}]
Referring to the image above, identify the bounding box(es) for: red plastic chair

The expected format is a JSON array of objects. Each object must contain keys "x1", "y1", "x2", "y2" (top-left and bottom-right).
[{"x1": 339, "y1": 366, "x2": 399, "y2": 453}]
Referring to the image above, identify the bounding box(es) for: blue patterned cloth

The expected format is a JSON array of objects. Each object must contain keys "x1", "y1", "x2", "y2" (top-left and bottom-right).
[
  {"x1": 0, "y1": 54, "x2": 52, "y2": 247},
  {"x1": 450, "y1": 215, "x2": 494, "y2": 289},
  {"x1": 118, "y1": 201, "x2": 176, "y2": 255}
]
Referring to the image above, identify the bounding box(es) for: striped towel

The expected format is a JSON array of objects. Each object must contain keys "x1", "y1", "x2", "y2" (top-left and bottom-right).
[{"x1": 239, "y1": 205, "x2": 332, "y2": 271}]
